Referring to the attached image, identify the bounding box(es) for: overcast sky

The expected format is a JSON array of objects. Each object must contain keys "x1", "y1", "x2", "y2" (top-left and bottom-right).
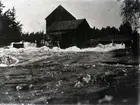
[{"x1": 1, "y1": 0, "x2": 123, "y2": 32}]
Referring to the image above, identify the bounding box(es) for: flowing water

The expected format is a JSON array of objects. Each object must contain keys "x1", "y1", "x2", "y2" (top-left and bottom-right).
[{"x1": 0, "y1": 42, "x2": 139, "y2": 104}]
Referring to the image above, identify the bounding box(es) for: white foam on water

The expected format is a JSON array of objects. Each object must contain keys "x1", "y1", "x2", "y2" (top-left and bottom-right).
[
  {"x1": 52, "y1": 43, "x2": 125, "y2": 52},
  {"x1": 0, "y1": 64, "x2": 8, "y2": 67},
  {"x1": 0, "y1": 55, "x2": 19, "y2": 67},
  {"x1": 0, "y1": 42, "x2": 125, "y2": 67},
  {"x1": 5, "y1": 42, "x2": 125, "y2": 53},
  {"x1": 24, "y1": 42, "x2": 37, "y2": 48}
]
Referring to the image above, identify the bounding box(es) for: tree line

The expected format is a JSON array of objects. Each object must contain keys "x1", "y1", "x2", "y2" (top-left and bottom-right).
[
  {"x1": 22, "y1": 31, "x2": 45, "y2": 42},
  {"x1": 22, "y1": 31, "x2": 46, "y2": 47},
  {"x1": 91, "y1": 22, "x2": 132, "y2": 39}
]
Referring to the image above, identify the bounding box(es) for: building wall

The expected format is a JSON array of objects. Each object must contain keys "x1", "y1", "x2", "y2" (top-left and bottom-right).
[
  {"x1": 75, "y1": 21, "x2": 91, "y2": 48},
  {"x1": 46, "y1": 12, "x2": 76, "y2": 30},
  {"x1": 49, "y1": 27, "x2": 91, "y2": 48},
  {"x1": 45, "y1": 6, "x2": 76, "y2": 34},
  {"x1": 60, "y1": 31, "x2": 76, "y2": 48}
]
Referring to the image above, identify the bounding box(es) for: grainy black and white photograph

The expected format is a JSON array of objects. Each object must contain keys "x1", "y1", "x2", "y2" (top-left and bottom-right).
[{"x1": 0, "y1": 0, "x2": 139, "y2": 104}]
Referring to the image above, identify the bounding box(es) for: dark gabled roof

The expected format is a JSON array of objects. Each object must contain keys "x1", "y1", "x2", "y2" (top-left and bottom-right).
[
  {"x1": 45, "y1": 5, "x2": 76, "y2": 20},
  {"x1": 48, "y1": 19, "x2": 87, "y2": 32}
]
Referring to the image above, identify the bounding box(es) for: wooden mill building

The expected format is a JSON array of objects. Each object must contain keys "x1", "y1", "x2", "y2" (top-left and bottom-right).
[{"x1": 45, "y1": 5, "x2": 91, "y2": 48}]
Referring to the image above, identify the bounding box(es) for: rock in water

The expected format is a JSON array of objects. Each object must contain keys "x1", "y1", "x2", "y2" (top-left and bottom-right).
[
  {"x1": 0, "y1": 55, "x2": 18, "y2": 67},
  {"x1": 98, "y1": 95, "x2": 113, "y2": 103},
  {"x1": 13, "y1": 42, "x2": 24, "y2": 48},
  {"x1": 74, "y1": 81, "x2": 84, "y2": 88},
  {"x1": 16, "y1": 85, "x2": 22, "y2": 91},
  {"x1": 83, "y1": 74, "x2": 91, "y2": 83}
]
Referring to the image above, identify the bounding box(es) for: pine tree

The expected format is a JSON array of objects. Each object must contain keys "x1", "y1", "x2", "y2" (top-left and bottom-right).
[
  {"x1": 0, "y1": 1, "x2": 22, "y2": 45},
  {"x1": 2, "y1": 7, "x2": 22, "y2": 42}
]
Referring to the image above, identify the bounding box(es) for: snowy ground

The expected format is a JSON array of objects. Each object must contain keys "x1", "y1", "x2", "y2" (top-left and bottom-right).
[{"x1": 0, "y1": 42, "x2": 139, "y2": 104}]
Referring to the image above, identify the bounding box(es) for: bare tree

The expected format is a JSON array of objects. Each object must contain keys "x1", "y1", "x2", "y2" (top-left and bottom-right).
[
  {"x1": 120, "y1": 0, "x2": 140, "y2": 56},
  {"x1": 121, "y1": 0, "x2": 140, "y2": 31}
]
